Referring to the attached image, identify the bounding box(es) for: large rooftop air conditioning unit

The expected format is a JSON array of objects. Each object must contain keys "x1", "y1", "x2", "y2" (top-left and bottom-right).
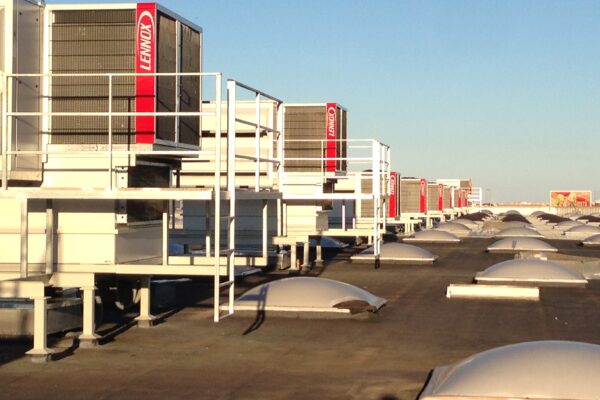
[
  {"x1": 427, "y1": 183, "x2": 442, "y2": 212},
  {"x1": 48, "y1": 3, "x2": 202, "y2": 147},
  {"x1": 443, "y1": 186, "x2": 452, "y2": 210},
  {"x1": 283, "y1": 103, "x2": 347, "y2": 173},
  {"x1": 399, "y1": 178, "x2": 427, "y2": 214}
]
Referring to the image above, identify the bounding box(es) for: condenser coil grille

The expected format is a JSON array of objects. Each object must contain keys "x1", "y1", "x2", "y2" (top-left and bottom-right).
[
  {"x1": 50, "y1": 9, "x2": 136, "y2": 145},
  {"x1": 400, "y1": 180, "x2": 421, "y2": 213}
]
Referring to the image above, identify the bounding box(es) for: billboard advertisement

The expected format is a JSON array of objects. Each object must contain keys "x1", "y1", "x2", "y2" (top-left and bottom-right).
[{"x1": 550, "y1": 191, "x2": 592, "y2": 207}]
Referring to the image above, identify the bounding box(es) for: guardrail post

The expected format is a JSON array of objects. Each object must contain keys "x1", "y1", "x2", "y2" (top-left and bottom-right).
[
  {"x1": 213, "y1": 74, "x2": 222, "y2": 322},
  {"x1": 255, "y1": 92, "x2": 260, "y2": 192},
  {"x1": 2, "y1": 73, "x2": 8, "y2": 190}
]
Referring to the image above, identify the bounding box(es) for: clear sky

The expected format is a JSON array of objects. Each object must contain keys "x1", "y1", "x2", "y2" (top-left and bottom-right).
[{"x1": 55, "y1": 0, "x2": 600, "y2": 203}]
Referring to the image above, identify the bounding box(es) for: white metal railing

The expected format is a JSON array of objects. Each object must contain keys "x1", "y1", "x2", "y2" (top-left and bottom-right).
[
  {"x1": 281, "y1": 138, "x2": 391, "y2": 197},
  {"x1": 280, "y1": 138, "x2": 391, "y2": 258},
  {"x1": 0, "y1": 72, "x2": 222, "y2": 191},
  {"x1": 556, "y1": 206, "x2": 600, "y2": 217},
  {"x1": 0, "y1": 73, "x2": 283, "y2": 321},
  {"x1": 227, "y1": 80, "x2": 284, "y2": 193},
  {"x1": 468, "y1": 187, "x2": 483, "y2": 210}
]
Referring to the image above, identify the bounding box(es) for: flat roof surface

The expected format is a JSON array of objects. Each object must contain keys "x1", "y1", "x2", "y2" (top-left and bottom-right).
[{"x1": 1, "y1": 238, "x2": 600, "y2": 400}]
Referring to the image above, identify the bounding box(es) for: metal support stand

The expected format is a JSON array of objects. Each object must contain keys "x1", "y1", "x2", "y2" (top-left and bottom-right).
[
  {"x1": 79, "y1": 286, "x2": 100, "y2": 347},
  {"x1": 301, "y1": 241, "x2": 310, "y2": 272},
  {"x1": 26, "y1": 296, "x2": 54, "y2": 362},
  {"x1": 45, "y1": 200, "x2": 54, "y2": 274},
  {"x1": 20, "y1": 197, "x2": 28, "y2": 279},
  {"x1": 315, "y1": 236, "x2": 323, "y2": 267},
  {"x1": 262, "y1": 200, "x2": 268, "y2": 260},
  {"x1": 205, "y1": 202, "x2": 211, "y2": 258},
  {"x1": 290, "y1": 244, "x2": 298, "y2": 271},
  {"x1": 342, "y1": 200, "x2": 346, "y2": 231},
  {"x1": 135, "y1": 276, "x2": 156, "y2": 328}
]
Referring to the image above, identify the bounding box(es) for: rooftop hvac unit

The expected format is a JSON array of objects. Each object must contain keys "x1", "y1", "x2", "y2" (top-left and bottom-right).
[
  {"x1": 399, "y1": 178, "x2": 427, "y2": 214},
  {"x1": 453, "y1": 188, "x2": 460, "y2": 208},
  {"x1": 460, "y1": 178, "x2": 472, "y2": 193},
  {"x1": 283, "y1": 103, "x2": 347, "y2": 173},
  {"x1": 443, "y1": 186, "x2": 452, "y2": 210},
  {"x1": 427, "y1": 183, "x2": 442, "y2": 212},
  {"x1": 47, "y1": 2, "x2": 202, "y2": 147}
]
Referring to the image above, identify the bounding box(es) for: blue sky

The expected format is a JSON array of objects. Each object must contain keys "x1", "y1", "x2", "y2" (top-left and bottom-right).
[{"x1": 55, "y1": 0, "x2": 600, "y2": 203}]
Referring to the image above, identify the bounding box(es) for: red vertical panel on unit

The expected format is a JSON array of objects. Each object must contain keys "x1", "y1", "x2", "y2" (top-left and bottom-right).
[
  {"x1": 135, "y1": 3, "x2": 157, "y2": 144},
  {"x1": 419, "y1": 179, "x2": 427, "y2": 213},
  {"x1": 438, "y1": 184, "x2": 444, "y2": 211},
  {"x1": 325, "y1": 103, "x2": 337, "y2": 172},
  {"x1": 458, "y1": 190, "x2": 463, "y2": 207},
  {"x1": 388, "y1": 172, "x2": 398, "y2": 218}
]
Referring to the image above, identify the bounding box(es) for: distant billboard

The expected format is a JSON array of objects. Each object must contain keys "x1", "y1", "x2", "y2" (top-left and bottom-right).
[{"x1": 550, "y1": 191, "x2": 592, "y2": 207}]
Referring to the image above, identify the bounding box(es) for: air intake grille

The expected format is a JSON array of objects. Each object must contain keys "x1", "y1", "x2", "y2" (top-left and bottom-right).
[
  {"x1": 427, "y1": 185, "x2": 438, "y2": 211},
  {"x1": 399, "y1": 180, "x2": 420, "y2": 213},
  {"x1": 50, "y1": 10, "x2": 136, "y2": 144}
]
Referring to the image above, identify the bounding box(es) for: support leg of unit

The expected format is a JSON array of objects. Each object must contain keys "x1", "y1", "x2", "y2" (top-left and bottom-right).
[
  {"x1": 135, "y1": 276, "x2": 156, "y2": 328},
  {"x1": 79, "y1": 286, "x2": 100, "y2": 348},
  {"x1": 20, "y1": 197, "x2": 28, "y2": 279},
  {"x1": 290, "y1": 244, "x2": 298, "y2": 271},
  {"x1": 45, "y1": 200, "x2": 54, "y2": 275},
  {"x1": 301, "y1": 241, "x2": 311, "y2": 271},
  {"x1": 262, "y1": 200, "x2": 268, "y2": 261},
  {"x1": 314, "y1": 236, "x2": 323, "y2": 267},
  {"x1": 205, "y1": 202, "x2": 211, "y2": 258},
  {"x1": 26, "y1": 296, "x2": 54, "y2": 362}
]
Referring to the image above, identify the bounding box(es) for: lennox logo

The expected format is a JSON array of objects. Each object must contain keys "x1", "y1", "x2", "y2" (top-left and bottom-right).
[
  {"x1": 326, "y1": 106, "x2": 336, "y2": 138},
  {"x1": 137, "y1": 10, "x2": 155, "y2": 72},
  {"x1": 390, "y1": 174, "x2": 396, "y2": 195},
  {"x1": 420, "y1": 179, "x2": 426, "y2": 196}
]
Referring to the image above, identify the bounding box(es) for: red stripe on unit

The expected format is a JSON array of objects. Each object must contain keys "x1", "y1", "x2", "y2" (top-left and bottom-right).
[
  {"x1": 135, "y1": 3, "x2": 157, "y2": 144},
  {"x1": 325, "y1": 103, "x2": 337, "y2": 172}
]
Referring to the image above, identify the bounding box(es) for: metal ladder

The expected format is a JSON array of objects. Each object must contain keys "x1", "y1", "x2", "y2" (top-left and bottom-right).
[{"x1": 213, "y1": 80, "x2": 237, "y2": 322}]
